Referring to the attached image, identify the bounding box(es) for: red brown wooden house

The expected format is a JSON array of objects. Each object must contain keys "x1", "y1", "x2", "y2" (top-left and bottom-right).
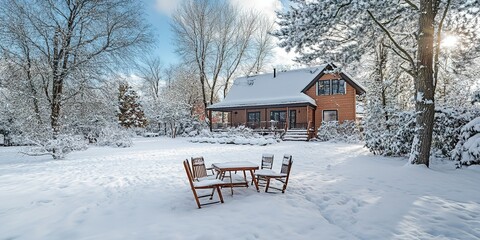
[{"x1": 207, "y1": 63, "x2": 366, "y2": 140}]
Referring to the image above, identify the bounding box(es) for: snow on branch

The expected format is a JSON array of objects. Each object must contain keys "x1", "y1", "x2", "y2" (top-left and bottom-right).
[{"x1": 367, "y1": 10, "x2": 415, "y2": 68}]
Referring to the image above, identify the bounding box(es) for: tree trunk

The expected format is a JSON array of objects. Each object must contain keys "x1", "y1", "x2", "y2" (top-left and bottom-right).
[
  {"x1": 410, "y1": 0, "x2": 436, "y2": 167},
  {"x1": 21, "y1": 44, "x2": 43, "y2": 125},
  {"x1": 199, "y1": 74, "x2": 211, "y2": 129}
]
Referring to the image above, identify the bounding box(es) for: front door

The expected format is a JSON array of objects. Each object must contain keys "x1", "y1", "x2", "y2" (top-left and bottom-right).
[{"x1": 289, "y1": 110, "x2": 296, "y2": 129}]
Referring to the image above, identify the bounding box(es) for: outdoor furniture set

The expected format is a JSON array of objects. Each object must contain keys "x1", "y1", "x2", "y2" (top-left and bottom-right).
[{"x1": 183, "y1": 154, "x2": 293, "y2": 208}]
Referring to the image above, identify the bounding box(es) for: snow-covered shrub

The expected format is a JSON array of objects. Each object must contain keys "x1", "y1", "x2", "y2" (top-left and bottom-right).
[
  {"x1": 95, "y1": 125, "x2": 133, "y2": 148},
  {"x1": 189, "y1": 126, "x2": 279, "y2": 146},
  {"x1": 365, "y1": 107, "x2": 478, "y2": 157},
  {"x1": 365, "y1": 111, "x2": 416, "y2": 156},
  {"x1": 317, "y1": 121, "x2": 362, "y2": 143},
  {"x1": 180, "y1": 118, "x2": 208, "y2": 137},
  {"x1": 452, "y1": 117, "x2": 480, "y2": 167},
  {"x1": 432, "y1": 108, "x2": 477, "y2": 157},
  {"x1": 317, "y1": 121, "x2": 338, "y2": 141},
  {"x1": 472, "y1": 90, "x2": 480, "y2": 105},
  {"x1": 25, "y1": 134, "x2": 88, "y2": 159}
]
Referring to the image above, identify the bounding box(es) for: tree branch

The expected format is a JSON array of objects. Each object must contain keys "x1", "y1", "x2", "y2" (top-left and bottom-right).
[
  {"x1": 433, "y1": 0, "x2": 451, "y2": 90},
  {"x1": 334, "y1": 0, "x2": 352, "y2": 18},
  {"x1": 404, "y1": 0, "x2": 419, "y2": 11},
  {"x1": 367, "y1": 10, "x2": 415, "y2": 69}
]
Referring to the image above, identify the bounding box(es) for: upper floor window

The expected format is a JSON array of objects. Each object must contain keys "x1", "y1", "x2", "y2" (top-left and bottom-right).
[
  {"x1": 317, "y1": 80, "x2": 330, "y2": 95},
  {"x1": 317, "y1": 79, "x2": 346, "y2": 95},
  {"x1": 332, "y1": 79, "x2": 345, "y2": 94}
]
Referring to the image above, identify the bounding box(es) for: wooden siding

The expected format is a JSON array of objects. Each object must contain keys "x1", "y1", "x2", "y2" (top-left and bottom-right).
[{"x1": 304, "y1": 73, "x2": 357, "y2": 131}]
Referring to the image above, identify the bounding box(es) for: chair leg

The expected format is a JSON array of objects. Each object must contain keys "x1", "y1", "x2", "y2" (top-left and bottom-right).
[
  {"x1": 282, "y1": 181, "x2": 288, "y2": 193},
  {"x1": 192, "y1": 189, "x2": 202, "y2": 209},
  {"x1": 209, "y1": 188, "x2": 216, "y2": 200},
  {"x1": 243, "y1": 170, "x2": 248, "y2": 187},
  {"x1": 216, "y1": 186, "x2": 224, "y2": 203},
  {"x1": 265, "y1": 178, "x2": 271, "y2": 192}
]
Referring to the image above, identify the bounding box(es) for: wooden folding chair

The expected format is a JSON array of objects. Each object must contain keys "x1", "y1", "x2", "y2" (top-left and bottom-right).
[
  {"x1": 255, "y1": 154, "x2": 293, "y2": 193},
  {"x1": 252, "y1": 153, "x2": 274, "y2": 185},
  {"x1": 183, "y1": 160, "x2": 225, "y2": 208},
  {"x1": 191, "y1": 157, "x2": 215, "y2": 181},
  {"x1": 261, "y1": 153, "x2": 274, "y2": 169}
]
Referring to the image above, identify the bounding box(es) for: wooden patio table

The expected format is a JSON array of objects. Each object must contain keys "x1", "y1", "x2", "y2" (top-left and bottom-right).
[{"x1": 211, "y1": 161, "x2": 260, "y2": 195}]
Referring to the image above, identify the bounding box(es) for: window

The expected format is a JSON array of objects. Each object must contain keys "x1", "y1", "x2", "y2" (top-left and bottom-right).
[
  {"x1": 270, "y1": 111, "x2": 286, "y2": 129},
  {"x1": 270, "y1": 111, "x2": 286, "y2": 122},
  {"x1": 317, "y1": 79, "x2": 346, "y2": 95},
  {"x1": 323, "y1": 110, "x2": 338, "y2": 122},
  {"x1": 317, "y1": 80, "x2": 330, "y2": 95},
  {"x1": 332, "y1": 79, "x2": 345, "y2": 94},
  {"x1": 247, "y1": 111, "x2": 261, "y2": 128},
  {"x1": 247, "y1": 112, "x2": 260, "y2": 123}
]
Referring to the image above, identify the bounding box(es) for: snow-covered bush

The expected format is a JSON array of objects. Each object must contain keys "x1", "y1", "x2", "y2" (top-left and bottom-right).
[
  {"x1": 365, "y1": 107, "x2": 479, "y2": 157},
  {"x1": 25, "y1": 134, "x2": 88, "y2": 159},
  {"x1": 189, "y1": 126, "x2": 279, "y2": 146},
  {"x1": 472, "y1": 90, "x2": 480, "y2": 105},
  {"x1": 317, "y1": 121, "x2": 338, "y2": 141},
  {"x1": 95, "y1": 125, "x2": 134, "y2": 148},
  {"x1": 180, "y1": 118, "x2": 207, "y2": 137},
  {"x1": 365, "y1": 111, "x2": 416, "y2": 156},
  {"x1": 317, "y1": 120, "x2": 362, "y2": 143},
  {"x1": 432, "y1": 108, "x2": 477, "y2": 157},
  {"x1": 452, "y1": 117, "x2": 480, "y2": 167}
]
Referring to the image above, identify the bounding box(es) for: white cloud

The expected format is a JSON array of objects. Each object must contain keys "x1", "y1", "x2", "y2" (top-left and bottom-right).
[
  {"x1": 271, "y1": 47, "x2": 298, "y2": 67},
  {"x1": 229, "y1": 0, "x2": 282, "y2": 20},
  {"x1": 229, "y1": 0, "x2": 297, "y2": 66},
  {"x1": 155, "y1": 0, "x2": 182, "y2": 15}
]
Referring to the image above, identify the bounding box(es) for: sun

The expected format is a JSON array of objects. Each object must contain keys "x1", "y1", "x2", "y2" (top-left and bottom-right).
[{"x1": 441, "y1": 35, "x2": 458, "y2": 48}]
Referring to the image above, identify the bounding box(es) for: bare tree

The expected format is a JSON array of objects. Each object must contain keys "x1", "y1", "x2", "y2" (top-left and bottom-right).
[
  {"x1": 247, "y1": 16, "x2": 275, "y2": 75},
  {"x1": 171, "y1": 0, "x2": 274, "y2": 127},
  {"x1": 137, "y1": 57, "x2": 164, "y2": 100},
  {"x1": 0, "y1": 0, "x2": 151, "y2": 158}
]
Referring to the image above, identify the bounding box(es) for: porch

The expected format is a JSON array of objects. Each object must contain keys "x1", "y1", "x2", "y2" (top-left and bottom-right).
[
  {"x1": 211, "y1": 121, "x2": 310, "y2": 131},
  {"x1": 207, "y1": 104, "x2": 317, "y2": 139}
]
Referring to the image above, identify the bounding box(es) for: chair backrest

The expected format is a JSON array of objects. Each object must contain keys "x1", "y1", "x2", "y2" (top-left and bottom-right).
[
  {"x1": 191, "y1": 157, "x2": 208, "y2": 179},
  {"x1": 183, "y1": 159, "x2": 196, "y2": 189},
  {"x1": 281, "y1": 154, "x2": 293, "y2": 174},
  {"x1": 261, "y1": 154, "x2": 274, "y2": 169}
]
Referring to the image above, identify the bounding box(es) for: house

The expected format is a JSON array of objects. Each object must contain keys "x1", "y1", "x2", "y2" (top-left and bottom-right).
[{"x1": 206, "y1": 63, "x2": 366, "y2": 140}]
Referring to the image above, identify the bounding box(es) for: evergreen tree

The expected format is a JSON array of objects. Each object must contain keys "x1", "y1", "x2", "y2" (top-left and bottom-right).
[
  {"x1": 117, "y1": 83, "x2": 147, "y2": 128},
  {"x1": 274, "y1": 0, "x2": 479, "y2": 167}
]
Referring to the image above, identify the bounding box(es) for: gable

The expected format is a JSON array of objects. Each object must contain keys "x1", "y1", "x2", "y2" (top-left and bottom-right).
[{"x1": 301, "y1": 66, "x2": 366, "y2": 95}]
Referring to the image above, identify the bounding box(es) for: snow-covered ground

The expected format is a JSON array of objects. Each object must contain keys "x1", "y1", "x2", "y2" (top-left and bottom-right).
[{"x1": 0, "y1": 137, "x2": 479, "y2": 240}]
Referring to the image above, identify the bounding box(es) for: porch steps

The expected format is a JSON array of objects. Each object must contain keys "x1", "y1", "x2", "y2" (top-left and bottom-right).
[{"x1": 282, "y1": 129, "x2": 309, "y2": 141}]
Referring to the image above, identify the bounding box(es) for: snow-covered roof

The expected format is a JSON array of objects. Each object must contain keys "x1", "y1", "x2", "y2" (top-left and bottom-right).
[{"x1": 208, "y1": 65, "x2": 328, "y2": 110}]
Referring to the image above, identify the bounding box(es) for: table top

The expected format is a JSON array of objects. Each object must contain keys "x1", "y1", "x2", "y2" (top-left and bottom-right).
[{"x1": 212, "y1": 161, "x2": 259, "y2": 171}]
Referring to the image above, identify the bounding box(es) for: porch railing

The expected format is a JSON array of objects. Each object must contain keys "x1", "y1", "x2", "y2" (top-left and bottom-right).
[{"x1": 212, "y1": 121, "x2": 309, "y2": 130}]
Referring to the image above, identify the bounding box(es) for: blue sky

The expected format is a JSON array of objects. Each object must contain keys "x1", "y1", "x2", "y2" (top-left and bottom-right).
[
  {"x1": 142, "y1": 0, "x2": 295, "y2": 67},
  {"x1": 143, "y1": 0, "x2": 181, "y2": 65}
]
